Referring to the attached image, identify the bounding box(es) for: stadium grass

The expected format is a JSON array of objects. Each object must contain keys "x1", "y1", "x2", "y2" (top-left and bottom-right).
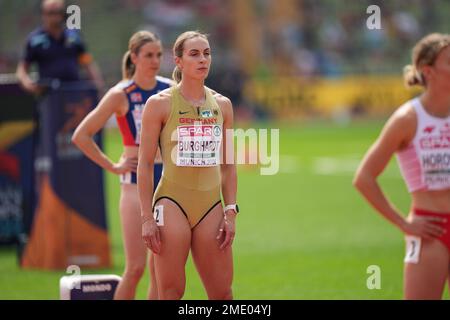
[{"x1": 0, "y1": 120, "x2": 449, "y2": 300}]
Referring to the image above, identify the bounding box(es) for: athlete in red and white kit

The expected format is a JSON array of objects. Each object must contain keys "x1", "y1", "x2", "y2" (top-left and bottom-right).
[{"x1": 354, "y1": 33, "x2": 450, "y2": 299}]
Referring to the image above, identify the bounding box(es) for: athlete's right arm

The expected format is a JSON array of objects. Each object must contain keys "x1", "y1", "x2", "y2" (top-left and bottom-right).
[
  {"x1": 138, "y1": 94, "x2": 167, "y2": 254},
  {"x1": 72, "y1": 87, "x2": 135, "y2": 174},
  {"x1": 353, "y1": 108, "x2": 416, "y2": 233}
]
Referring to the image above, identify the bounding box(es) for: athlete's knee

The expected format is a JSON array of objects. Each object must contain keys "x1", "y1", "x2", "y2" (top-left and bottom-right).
[
  {"x1": 209, "y1": 287, "x2": 233, "y2": 300},
  {"x1": 159, "y1": 286, "x2": 185, "y2": 300},
  {"x1": 124, "y1": 263, "x2": 146, "y2": 282}
]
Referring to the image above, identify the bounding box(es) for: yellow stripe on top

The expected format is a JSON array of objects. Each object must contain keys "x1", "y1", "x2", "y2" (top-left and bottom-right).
[{"x1": 159, "y1": 86, "x2": 223, "y2": 191}]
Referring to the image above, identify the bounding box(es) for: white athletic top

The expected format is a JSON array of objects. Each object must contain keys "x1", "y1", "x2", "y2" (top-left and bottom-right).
[{"x1": 396, "y1": 97, "x2": 450, "y2": 192}]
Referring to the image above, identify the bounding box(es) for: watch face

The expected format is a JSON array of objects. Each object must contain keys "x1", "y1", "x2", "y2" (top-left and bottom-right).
[{"x1": 236, "y1": 204, "x2": 239, "y2": 213}]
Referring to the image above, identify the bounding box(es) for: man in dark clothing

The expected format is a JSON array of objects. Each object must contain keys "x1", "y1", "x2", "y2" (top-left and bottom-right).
[{"x1": 16, "y1": 0, "x2": 104, "y2": 94}]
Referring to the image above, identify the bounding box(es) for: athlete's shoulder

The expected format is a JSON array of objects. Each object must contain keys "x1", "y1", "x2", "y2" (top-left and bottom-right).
[
  {"x1": 112, "y1": 80, "x2": 135, "y2": 95},
  {"x1": 115, "y1": 79, "x2": 134, "y2": 91},
  {"x1": 104, "y1": 82, "x2": 129, "y2": 101},
  {"x1": 209, "y1": 87, "x2": 232, "y2": 109},
  {"x1": 90, "y1": 83, "x2": 128, "y2": 115},
  {"x1": 156, "y1": 75, "x2": 175, "y2": 88},
  {"x1": 147, "y1": 87, "x2": 172, "y2": 105},
  {"x1": 392, "y1": 98, "x2": 417, "y2": 125},
  {"x1": 114, "y1": 79, "x2": 140, "y2": 96},
  {"x1": 143, "y1": 88, "x2": 171, "y2": 120},
  {"x1": 383, "y1": 99, "x2": 417, "y2": 142}
]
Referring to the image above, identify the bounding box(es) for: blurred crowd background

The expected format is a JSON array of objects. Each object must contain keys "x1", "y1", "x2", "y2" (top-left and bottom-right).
[{"x1": 1, "y1": 0, "x2": 450, "y2": 119}]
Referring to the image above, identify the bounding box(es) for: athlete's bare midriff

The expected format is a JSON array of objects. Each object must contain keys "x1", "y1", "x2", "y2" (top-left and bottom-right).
[{"x1": 411, "y1": 189, "x2": 450, "y2": 212}]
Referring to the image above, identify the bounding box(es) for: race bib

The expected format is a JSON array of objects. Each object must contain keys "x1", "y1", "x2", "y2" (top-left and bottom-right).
[
  {"x1": 404, "y1": 235, "x2": 421, "y2": 264},
  {"x1": 176, "y1": 123, "x2": 222, "y2": 167},
  {"x1": 153, "y1": 205, "x2": 164, "y2": 226},
  {"x1": 132, "y1": 104, "x2": 145, "y2": 144}
]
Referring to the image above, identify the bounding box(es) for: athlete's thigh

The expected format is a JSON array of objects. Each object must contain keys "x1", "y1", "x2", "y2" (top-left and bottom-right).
[
  {"x1": 191, "y1": 204, "x2": 233, "y2": 294},
  {"x1": 153, "y1": 198, "x2": 191, "y2": 286},
  {"x1": 404, "y1": 238, "x2": 449, "y2": 299},
  {"x1": 148, "y1": 252, "x2": 159, "y2": 300},
  {"x1": 119, "y1": 184, "x2": 147, "y2": 264},
  {"x1": 447, "y1": 252, "x2": 450, "y2": 291}
]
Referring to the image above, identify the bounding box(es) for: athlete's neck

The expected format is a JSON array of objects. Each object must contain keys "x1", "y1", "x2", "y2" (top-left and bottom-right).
[
  {"x1": 178, "y1": 80, "x2": 205, "y2": 106},
  {"x1": 133, "y1": 71, "x2": 157, "y2": 91},
  {"x1": 421, "y1": 89, "x2": 450, "y2": 118}
]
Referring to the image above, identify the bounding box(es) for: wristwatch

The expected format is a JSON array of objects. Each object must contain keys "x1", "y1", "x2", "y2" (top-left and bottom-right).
[{"x1": 224, "y1": 204, "x2": 239, "y2": 215}]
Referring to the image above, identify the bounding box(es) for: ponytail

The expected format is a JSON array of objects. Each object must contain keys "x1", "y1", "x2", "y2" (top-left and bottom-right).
[
  {"x1": 122, "y1": 50, "x2": 135, "y2": 80},
  {"x1": 403, "y1": 64, "x2": 424, "y2": 88},
  {"x1": 403, "y1": 33, "x2": 450, "y2": 88},
  {"x1": 172, "y1": 66, "x2": 182, "y2": 83}
]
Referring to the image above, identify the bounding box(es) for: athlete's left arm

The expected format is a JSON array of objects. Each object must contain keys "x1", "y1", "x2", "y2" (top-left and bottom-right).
[
  {"x1": 219, "y1": 96, "x2": 237, "y2": 208},
  {"x1": 218, "y1": 95, "x2": 238, "y2": 249}
]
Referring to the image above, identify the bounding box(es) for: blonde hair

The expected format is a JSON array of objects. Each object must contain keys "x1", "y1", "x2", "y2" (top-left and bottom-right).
[
  {"x1": 122, "y1": 31, "x2": 160, "y2": 80},
  {"x1": 403, "y1": 33, "x2": 450, "y2": 87},
  {"x1": 172, "y1": 31, "x2": 209, "y2": 83}
]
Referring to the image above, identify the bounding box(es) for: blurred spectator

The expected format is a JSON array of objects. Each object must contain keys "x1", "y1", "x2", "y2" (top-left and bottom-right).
[
  {"x1": 0, "y1": 54, "x2": 11, "y2": 73},
  {"x1": 15, "y1": 0, "x2": 104, "y2": 95},
  {"x1": 0, "y1": 0, "x2": 448, "y2": 84},
  {"x1": 144, "y1": 0, "x2": 194, "y2": 29}
]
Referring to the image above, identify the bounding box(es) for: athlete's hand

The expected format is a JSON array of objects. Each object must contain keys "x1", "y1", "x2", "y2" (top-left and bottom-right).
[
  {"x1": 142, "y1": 218, "x2": 161, "y2": 254},
  {"x1": 401, "y1": 214, "x2": 446, "y2": 240},
  {"x1": 217, "y1": 211, "x2": 236, "y2": 250},
  {"x1": 112, "y1": 156, "x2": 138, "y2": 174}
]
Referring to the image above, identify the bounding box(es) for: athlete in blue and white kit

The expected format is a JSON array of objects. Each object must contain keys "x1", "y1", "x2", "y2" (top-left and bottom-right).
[
  {"x1": 116, "y1": 75, "x2": 171, "y2": 185},
  {"x1": 73, "y1": 31, "x2": 172, "y2": 300}
]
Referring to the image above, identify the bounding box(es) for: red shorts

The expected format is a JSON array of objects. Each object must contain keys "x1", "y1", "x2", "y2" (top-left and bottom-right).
[{"x1": 414, "y1": 208, "x2": 450, "y2": 251}]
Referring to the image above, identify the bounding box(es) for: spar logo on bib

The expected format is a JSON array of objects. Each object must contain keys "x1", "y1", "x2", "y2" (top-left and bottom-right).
[
  {"x1": 176, "y1": 124, "x2": 222, "y2": 167},
  {"x1": 178, "y1": 125, "x2": 213, "y2": 137}
]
